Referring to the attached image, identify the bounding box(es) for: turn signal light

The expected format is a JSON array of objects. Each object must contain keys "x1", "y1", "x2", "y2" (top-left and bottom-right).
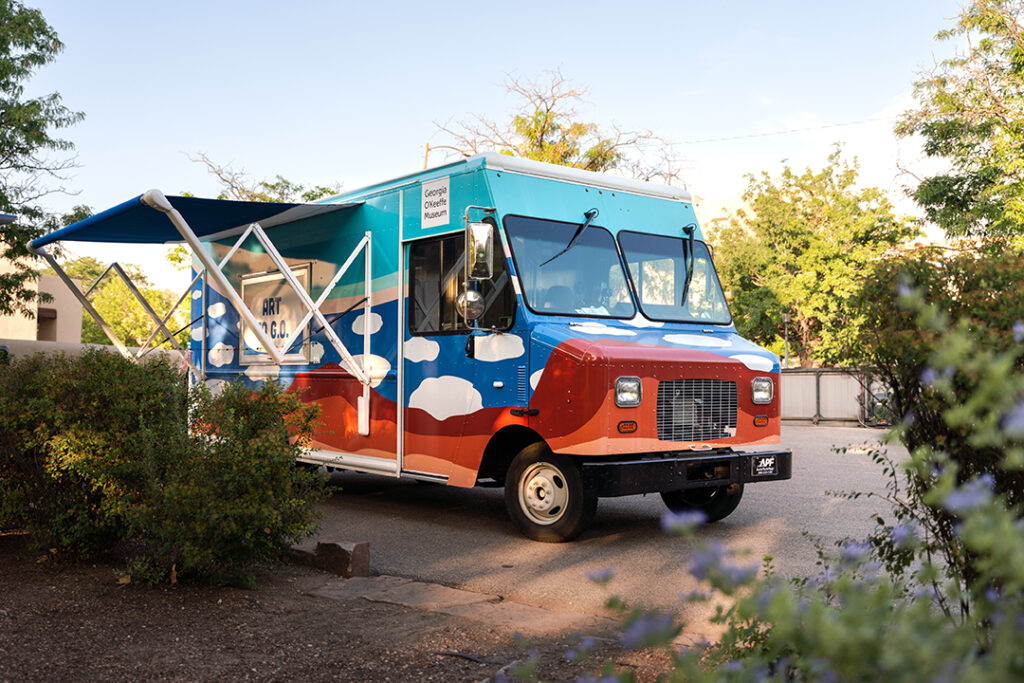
[
  {"x1": 617, "y1": 420, "x2": 638, "y2": 433},
  {"x1": 753, "y1": 415, "x2": 769, "y2": 427}
]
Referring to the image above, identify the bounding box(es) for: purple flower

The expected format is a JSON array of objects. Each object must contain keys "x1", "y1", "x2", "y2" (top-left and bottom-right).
[
  {"x1": 586, "y1": 567, "x2": 615, "y2": 585},
  {"x1": 1014, "y1": 320, "x2": 1024, "y2": 343},
  {"x1": 721, "y1": 561, "x2": 759, "y2": 587},
  {"x1": 840, "y1": 540, "x2": 871, "y2": 567},
  {"x1": 920, "y1": 367, "x2": 939, "y2": 386},
  {"x1": 944, "y1": 474, "x2": 995, "y2": 514},
  {"x1": 661, "y1": 509, "x2": 707, "y2": 534},
  {"x1": 620, "y1": 610, "x2": 678, "y2": 649},
  {"x1": 1002, "y1": 401, "x2": 1024, "y2": 439},
  {"x1": 890, "y1": 524, "x2": 919, "y2": 549},
  {"x1": 985, "y1": 588, "x2": 1000, "y2": 604},
  {"x1": 564, "y1": 636, "x2": 597, "y2": 662},
  {"x1": 813, "y1": 567, "x2": 837, "y2": 587},
  {"x1": 897, "y1": 283, "x2": 914, "y2": 298},
  {"x1": 688, "y1": 540, "x2": 726, "y2": 581}
]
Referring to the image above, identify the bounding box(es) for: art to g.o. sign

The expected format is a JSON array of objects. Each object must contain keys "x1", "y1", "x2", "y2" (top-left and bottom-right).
[{"x1": 239, "y1": 265, "x2": 311, "y2": 364}]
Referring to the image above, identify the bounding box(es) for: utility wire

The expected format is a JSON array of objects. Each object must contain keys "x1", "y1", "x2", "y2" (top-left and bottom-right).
[{"x1": 678, "y1": 116, "x2": 899, "y2": 145}]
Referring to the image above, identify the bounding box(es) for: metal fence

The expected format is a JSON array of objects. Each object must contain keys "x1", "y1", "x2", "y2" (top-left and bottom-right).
[{"x1": 780, "y1": 367, "x2": 882, "y2": 425}]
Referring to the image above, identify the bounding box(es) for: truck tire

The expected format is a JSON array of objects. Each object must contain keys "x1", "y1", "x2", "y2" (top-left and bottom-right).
[
  {"x1": 660, "y1": 483, "x2": 744, "y2": 523},
  {"x1": 504, "y1": 443, "x2": 597, "y2": 542}
]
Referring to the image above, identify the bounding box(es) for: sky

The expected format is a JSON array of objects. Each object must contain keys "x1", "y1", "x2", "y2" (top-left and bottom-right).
[{"x1": 27, "y1": 0, "x2": 965, "y2": 290}]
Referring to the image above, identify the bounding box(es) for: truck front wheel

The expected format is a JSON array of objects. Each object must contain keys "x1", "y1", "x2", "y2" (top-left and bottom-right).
[
  {"x1": 505, "y1": 444, "x2": 597, "y2": 542},
  {"x1": 661, "y1": 483, "x2": 744, "y2": 523}
]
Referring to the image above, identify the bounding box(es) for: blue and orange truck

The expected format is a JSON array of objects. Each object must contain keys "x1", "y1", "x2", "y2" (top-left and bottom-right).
[{"x1": 32, "y1": 153, "x2": 791, "y2": 541}]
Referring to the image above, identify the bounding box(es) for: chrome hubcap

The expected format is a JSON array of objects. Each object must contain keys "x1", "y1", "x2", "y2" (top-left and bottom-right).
[{"x1": 519, "y1": 462, "x2": 569, "y2": 525}]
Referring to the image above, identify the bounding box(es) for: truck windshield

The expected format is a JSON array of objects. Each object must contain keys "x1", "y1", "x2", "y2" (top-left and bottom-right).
[
  {"x1": 505, "y1": 215, "x2": 636, "y2": 318},
  {"x1": 618, "y1": 231, "x2": 732, "y2": 324}
]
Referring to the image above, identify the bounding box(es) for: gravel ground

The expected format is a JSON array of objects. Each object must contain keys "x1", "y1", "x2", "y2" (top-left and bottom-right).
[{"x1": 0, "y1": 532, "x2": 673, "y2": 682}]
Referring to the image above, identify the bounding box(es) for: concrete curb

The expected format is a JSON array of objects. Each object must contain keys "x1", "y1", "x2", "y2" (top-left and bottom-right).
[{"x1": 289, "y1": 540, "x2": 370, "y2": 578}]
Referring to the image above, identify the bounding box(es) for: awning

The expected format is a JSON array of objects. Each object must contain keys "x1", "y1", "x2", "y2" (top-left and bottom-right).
[{"x1": 30, "y1": 194, "x2": 361, "y2": 248}]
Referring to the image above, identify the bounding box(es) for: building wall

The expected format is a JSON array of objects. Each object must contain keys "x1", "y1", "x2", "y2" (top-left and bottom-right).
[
  {"x1": 37, "y1": 274, "x2": 83, "y2": 343},
  {"x1": 0, "y1": 260, "x2": 82, "y2": 343}
]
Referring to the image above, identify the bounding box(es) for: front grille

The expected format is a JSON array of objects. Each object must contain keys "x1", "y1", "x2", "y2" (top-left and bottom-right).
[{"x1": 657, "y1": 379, "x2": 738, "y2": 441}]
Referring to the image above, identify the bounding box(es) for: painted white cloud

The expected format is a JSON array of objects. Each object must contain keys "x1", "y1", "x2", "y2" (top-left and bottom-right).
[
  {"x1": 569, "y1": 322, "x2": 637, "y2": 337},
  {"x1": 208, "y1": 342, "x2": 234, "y2": 367},
  {"x1": 191, "y1": 326, "x2": 204, "y2": 343},
  {"x1": 341, "y1": 353, "x2": 391, "y2": 388},
  {"x1": 405, "y1": 336, "x2": 440, "y2": 363},
  {"x1": 309, "y1": 342, "x2": 325, "y2": 364},
  {"x1": 409, "y1": 376, "x2": 483, "y2": 422},
  {"x1": 352, "y1": 312, "x2": 383, "y2": 336},
  {"x1": 663, "y1": 333, "x2": 731, "y2": 348},
  {"x1": 474, "y1": 333, "x2": 525, "y2": 362},
  {"x1": 242, "y1": 328, "x2": 261, "y2": 352},
  {"x1": 731, "y1": 354, "x2": 774, "y2": 372},
  {"x1": 625, "y1": 314, "x2": 664, "y2": 328},
  {"x1": 208, "y1": 302, "x2": 227, "y2": 319},
  {"x1": 530, "y1": 368, "x2": 543, "y2": 391},
  {"x1": 205, "y1": 379, "x2": 227, "y2": 397},
  {"x1": 191, "y1": 289, "x2": 202, "y2": 300},
  {"x1": 244, "y1": 364, "x2": 280, "y2": 381}
]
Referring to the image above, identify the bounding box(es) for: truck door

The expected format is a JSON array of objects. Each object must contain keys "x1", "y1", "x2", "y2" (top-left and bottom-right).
[{"x1": 402, "y1": 226, "x2": 518, "y2": 480}]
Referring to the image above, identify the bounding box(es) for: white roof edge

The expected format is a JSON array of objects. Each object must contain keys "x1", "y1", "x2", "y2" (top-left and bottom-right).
[{"x1": 476, "y1": 152, "x2": 692, "y2": 203}]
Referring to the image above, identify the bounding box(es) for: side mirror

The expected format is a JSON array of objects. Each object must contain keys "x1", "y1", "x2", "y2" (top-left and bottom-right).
[
  {"x1": 466, "y1": 221, "x2": 494, "y2": 280},
  {"x1": 457, "y1": 288, "x2": 485, "y2": 321}
]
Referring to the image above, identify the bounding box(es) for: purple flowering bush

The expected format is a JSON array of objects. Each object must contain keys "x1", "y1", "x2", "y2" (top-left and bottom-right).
[{"x1": 562, "y1": 289, "x2": 1024, "y2": 681}]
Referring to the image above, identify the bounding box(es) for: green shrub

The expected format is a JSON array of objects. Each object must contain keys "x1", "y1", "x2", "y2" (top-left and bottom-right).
[
  {"x1": 0, "y1": 350, "x2": 185, "y2": 555},
  {"x1": 118, "y1": 381, "x2": 325, "y2": 587},
  {"x1": 0, "y1": 349, "x2": 325, "y2": 587}
]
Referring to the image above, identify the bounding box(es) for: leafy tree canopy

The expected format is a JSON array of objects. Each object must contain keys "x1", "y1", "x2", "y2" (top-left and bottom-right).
[
  {"x1": 896, "y1": 0, "x2": 1024, "y2": 242},
  {"x1": 0, "y1": 0, "x2": 83, "y2": 315},
  {"x1": 435, "y1": 70, "x2": 683, "y2": 184},
  {"x1": 711, "y1": 148, "x2": 918, "y2": 367}
]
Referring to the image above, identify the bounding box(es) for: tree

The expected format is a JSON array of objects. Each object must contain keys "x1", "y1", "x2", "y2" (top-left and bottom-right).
[
  {"x1": 189, "y1": 152, "x2": 340, "y2": 203},
  {"x1": 710, "y1": 149, "x2": 918, "y2": 366},
  {"x1": 896, "y1": 0, "x2": 1024, "y2": 241},
  {"x1": 0, "y1": 0, "x2": 83, "y2": 315},
  {"x1": 45, "y1": 255, "x2": 189, "y2": 348},
  {"x1": 434, "y1": 69, "x2": 682, "y2": 183}
]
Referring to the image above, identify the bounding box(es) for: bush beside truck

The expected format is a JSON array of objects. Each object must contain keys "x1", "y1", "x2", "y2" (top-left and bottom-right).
[{"x1": 0, "y1": 349, "x2": 324, "y2": 587}]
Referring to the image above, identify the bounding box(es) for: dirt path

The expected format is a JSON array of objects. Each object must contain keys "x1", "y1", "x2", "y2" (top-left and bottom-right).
[{"x1": 0, "y1": 533, "x2": 669, "y2": 682}]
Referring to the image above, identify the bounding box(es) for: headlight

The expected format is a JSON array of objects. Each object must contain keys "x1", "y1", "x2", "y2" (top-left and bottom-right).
[
  {"x1": 615, "y1": 376, "x2": 642, "y2": 407},
  {"x1": 752, "y1": 377, "x2": 774, "y2": 404}
]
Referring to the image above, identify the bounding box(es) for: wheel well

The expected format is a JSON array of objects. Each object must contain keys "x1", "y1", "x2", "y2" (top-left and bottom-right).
[{"x1": 476, "y1": 426, "x2": 545, "y2": 484}]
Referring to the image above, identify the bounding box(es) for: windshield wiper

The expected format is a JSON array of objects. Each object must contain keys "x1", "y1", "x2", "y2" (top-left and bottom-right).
[
  {"x1": 679, "y1": 224, "x2": 696, "y2": 308},
  {"x1": 539, "y1": 208, "x2": 599, "y2": 267}
]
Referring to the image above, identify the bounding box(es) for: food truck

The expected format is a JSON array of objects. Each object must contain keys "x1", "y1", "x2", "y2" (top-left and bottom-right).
[{"x1": 30, "y1": 153, "x2": 791, "y2": 541}]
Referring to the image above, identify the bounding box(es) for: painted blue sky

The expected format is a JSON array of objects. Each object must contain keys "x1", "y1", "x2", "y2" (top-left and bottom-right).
[{"x1": 29, "y1": 0, "x2": 963, "y2": 287}]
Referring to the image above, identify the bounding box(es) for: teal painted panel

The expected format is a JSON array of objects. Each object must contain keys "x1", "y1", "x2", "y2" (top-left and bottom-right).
[{"x1": 482, "y1": 169, "x2": 703, "y2": 241}]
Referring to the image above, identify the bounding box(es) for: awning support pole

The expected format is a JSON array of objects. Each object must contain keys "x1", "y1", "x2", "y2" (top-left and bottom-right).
[
  {"x1": 27, "y1": 244, "x2": 132, "y2": 358},
  {"x1": 26, "y1": 243, "x2": 203, "y2": 381},
  {"x1": 249, "y1": 223, "x2": 370, "y2": 385},
  {"x1": 141, "y1": 189, "x2": 285, "y2": 365}
]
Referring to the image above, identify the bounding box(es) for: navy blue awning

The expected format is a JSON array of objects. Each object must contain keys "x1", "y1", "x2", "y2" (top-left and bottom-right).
[{"x1": 31, "y1": 194, "x2": 360, "y2": 248}]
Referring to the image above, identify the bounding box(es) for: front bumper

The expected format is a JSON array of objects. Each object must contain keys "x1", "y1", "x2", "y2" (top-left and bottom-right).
[{"x1": 577, "y1": 449, "x2": 792, "y2": 498}]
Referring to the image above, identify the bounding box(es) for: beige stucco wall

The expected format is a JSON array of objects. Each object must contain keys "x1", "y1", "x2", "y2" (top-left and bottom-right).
[
  {"x1": 0, "y1": 260, "x2": 82, "y2": 343},
  {"x1": 37, "y1": 274, "x2": 83, "y2": 343}
]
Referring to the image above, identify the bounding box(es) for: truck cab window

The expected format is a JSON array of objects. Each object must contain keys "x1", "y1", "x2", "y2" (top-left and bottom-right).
[
  {"x1": 504, "y1": 215, "x2": 635, "y2": 319},
  {"x1": 409, "y1": 227, "x2": 514, "y2": 335}
]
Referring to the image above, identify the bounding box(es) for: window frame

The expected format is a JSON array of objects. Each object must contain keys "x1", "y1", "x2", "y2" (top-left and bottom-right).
[
  {"x1": 616, "y1": 229, "x2": 734, "y2": 326},
  {"x1": 406, "y1": 224, "x2": 516, "y2": 337},
  {"x1": 502, "y1": 213, "x2": 636, "y2": 320}
]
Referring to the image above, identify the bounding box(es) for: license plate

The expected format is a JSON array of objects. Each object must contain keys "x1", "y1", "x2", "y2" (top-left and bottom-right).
[{"x1": 752, "y1": 454, "x2": 777, "y2": 476}]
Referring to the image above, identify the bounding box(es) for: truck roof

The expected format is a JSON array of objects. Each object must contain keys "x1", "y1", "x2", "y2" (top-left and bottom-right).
[{"x1": 326, "y1": 152, "x2": 692, "y2": 204}]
